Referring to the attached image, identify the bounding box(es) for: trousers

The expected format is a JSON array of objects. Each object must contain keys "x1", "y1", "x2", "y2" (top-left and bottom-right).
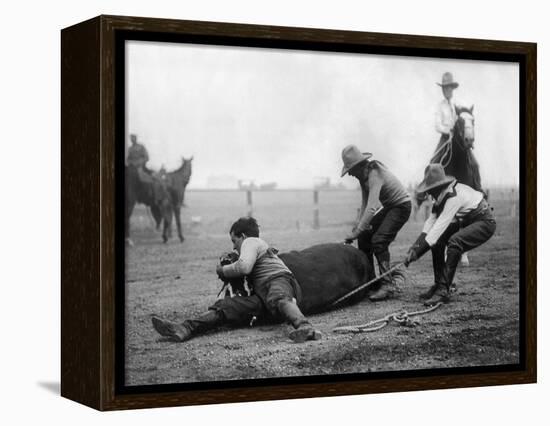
[
  {"x1": 431, "y1": 207, "x2": 496, "y2": 287},
  {"x1": 357, "y1": 201, "x2": 412, "y2": 262}
]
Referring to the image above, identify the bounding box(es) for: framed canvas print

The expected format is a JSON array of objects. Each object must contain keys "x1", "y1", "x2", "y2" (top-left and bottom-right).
[{"x1": 61, "y1": 15, "x2": 536, "y2": 411}]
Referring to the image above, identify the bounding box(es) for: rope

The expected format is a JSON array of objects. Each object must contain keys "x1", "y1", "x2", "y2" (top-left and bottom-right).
[
  {"x1": 330, "y1": 262, "x2": 405, "y2": 308},
  {"x1": 333, "y1": 302, "x2": 443, "y2": 334},
  {"x1": 430, "y1": 132, "x2": 453, "y2": 168}
]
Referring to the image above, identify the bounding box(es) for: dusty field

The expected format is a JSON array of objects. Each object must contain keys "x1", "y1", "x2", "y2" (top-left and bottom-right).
[{"x1": 125, "y1": 189, "x2": 520, "y2": 386}]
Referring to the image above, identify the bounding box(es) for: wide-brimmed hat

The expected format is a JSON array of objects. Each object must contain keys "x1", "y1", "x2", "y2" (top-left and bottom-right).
[
  {"x1": 340, "y1": 144, "x2": 372, "y2": 177},
  {"x1": 437, "y1": 72, "x2": 459, "y2": 89},
  {"x1": 416, "y1": 164, "x2": 456, "y2": 194}
]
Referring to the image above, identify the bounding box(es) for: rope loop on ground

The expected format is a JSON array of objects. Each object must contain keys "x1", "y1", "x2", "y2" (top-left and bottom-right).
[{"x1": 333, "y1": 302, "x2": 443, "y2": 334}]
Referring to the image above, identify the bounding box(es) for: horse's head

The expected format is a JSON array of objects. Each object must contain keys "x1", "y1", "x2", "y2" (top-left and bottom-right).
[
  {"x1": 180, "y1": 156, "x2": 193, "y2": 181},
  {"x1": 454, "y1": 105, "x2": 475, "y2": 150}
]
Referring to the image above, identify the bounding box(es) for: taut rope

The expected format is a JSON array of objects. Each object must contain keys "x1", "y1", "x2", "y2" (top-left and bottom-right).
[{"x1": 330, "y1": 262, "x2": 405, "y2": 308}]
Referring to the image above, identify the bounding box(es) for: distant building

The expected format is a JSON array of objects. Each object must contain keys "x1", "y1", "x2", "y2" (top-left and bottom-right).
[
  {"x1": 259, "y1": 182, "x2": 277, "y2": 191},
  {"x1": 238, "y1": 179, "x2": 257, "y2": 190}
]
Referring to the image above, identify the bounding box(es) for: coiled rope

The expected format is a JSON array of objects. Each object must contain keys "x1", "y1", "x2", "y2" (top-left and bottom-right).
[
  {"x1": 430, "y1": 132, "x2": 453, "y2": 168},
  {"x1": 333, "y1": 302, "x2": 443, "y2": 334}
]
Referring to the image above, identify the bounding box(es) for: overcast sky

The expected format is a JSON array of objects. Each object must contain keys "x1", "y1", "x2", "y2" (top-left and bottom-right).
[{"x1": 126, "y1": 40, "x2": 519, "y2": 189}]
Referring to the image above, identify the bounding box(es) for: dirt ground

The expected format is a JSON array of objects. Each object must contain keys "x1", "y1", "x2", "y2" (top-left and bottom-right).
[{"x1": 125, "y1": 190, "x2": 520, "y2": 386}]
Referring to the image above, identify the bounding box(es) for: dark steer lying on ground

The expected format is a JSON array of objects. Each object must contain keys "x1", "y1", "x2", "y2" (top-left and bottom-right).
[
  {"x1": 217, "y1": 243, "x2": 376, "y2": 321},
  {"x1": 152, "y1": 243, "x2": 377, "y2": 343}
]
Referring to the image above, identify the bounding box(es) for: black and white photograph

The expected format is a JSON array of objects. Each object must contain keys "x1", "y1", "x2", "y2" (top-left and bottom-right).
[{"x1": 123, "y1": 39, "x2": 520, "y2": 387}]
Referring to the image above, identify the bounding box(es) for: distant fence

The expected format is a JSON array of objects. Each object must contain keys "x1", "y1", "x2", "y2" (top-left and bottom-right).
[
  {"x1": 130, "y1": 187, "x2": 519, "y2": 234},
  {"x1": 179, "y1": 189, "x2": 361, "y2": 233},
  {"x1": 243, "y1": 189, "x2": 341, "y2": 231}
]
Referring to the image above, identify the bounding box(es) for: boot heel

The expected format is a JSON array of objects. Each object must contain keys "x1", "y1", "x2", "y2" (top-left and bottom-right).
[{"x1": 289, "y1": 326, "x2": 323, "y2": 343}]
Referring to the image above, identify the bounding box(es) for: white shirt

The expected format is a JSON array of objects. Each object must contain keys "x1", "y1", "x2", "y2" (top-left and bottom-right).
[
  {"x1": 435, "y1": 98, "x2": 458, "y2": 135},
  {"x1": 423, "y1": 182, "x2": 484, "y2": 246}
]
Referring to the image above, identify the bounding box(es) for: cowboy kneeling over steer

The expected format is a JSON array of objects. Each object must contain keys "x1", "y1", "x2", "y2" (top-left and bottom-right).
[
  {"x1": 404, "y1": 164, "x2": 496, "y2": 306},
  {"x1": 152, "y1": 217, "x2": 322, "y2": 344}
]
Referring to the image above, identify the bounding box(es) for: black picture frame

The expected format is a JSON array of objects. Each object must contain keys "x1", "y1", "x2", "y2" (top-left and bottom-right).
[{"x1": 61, "y1": 15, "x2": 536, "y2": 411}]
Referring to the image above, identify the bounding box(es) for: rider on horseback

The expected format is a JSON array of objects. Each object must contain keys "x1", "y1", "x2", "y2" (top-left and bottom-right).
[
  {"x1": 433, "y1": 72, "x2": 462, "y2": 163},
  {"x1": 127, "y1": 134, "x2": 153, "y2": 175}
]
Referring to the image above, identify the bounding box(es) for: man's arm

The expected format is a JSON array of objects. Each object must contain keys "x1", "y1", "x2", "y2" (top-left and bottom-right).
[
  {"x1": 424, "y1": 197, "x2": 462, "y2": 246},
  {"x1": 222, "y1": 239, "x2": 260, "y2": 278},
  {"x1": 355, "y1": 170, "x2": 383, "y2": 232},
  {"x1": 405, "y1": 200, "x2": 460, "y2": 266},
  {"x1": 422, "y1": 211, "x2": 438, "y2": 234}
]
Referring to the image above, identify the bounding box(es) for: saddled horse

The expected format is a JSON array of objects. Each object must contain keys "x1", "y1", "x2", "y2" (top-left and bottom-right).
[
  {"x1": 420, "y1": 105, "x2": 482, "y2": 266},
  {"x1": 416, "y1": 105, "x2": 483, "y2": 207},
  {"x1": 431, "y1": 105, "x2": 482, "y2": 192},
  {"x1": 160, "y1": 157, "x2": 193, "y2": 243},
  {"x1": 126, "y1": 157, "x2": 193, "y2": 244},
  {"x1": 125, "y1": 166, "x2": 165, "y2": 245}
]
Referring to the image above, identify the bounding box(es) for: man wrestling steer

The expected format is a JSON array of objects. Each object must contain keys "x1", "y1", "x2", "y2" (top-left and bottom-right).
[
  {"x1": 152, "y1": 217, "x2": 375, "y2": 344},
  {"x1": 153, "y1": 217, "x2": 323, "y2": 343}
]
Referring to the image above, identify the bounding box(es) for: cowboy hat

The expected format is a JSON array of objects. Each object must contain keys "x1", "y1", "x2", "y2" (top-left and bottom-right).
[
  {"x1": 416, "y1": 164, "x2": 456, "y2": 194},
  {"x1": 340, "y1": 144, "x2": 372, "y2": 177},
  {"x1": 437, "y1": 72, "x2": 459, "y2": 89}
]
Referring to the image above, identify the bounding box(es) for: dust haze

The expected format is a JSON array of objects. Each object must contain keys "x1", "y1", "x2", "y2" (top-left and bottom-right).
[{"x1": 126, "y1": 41, "x2": 519, "y2": 189}]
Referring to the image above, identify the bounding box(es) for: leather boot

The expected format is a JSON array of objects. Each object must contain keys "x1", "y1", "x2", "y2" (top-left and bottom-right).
[
  {"x1": 424, "y1": 249, "x2": 461, "y2": 306},
  {"x1": 369, "y1": 253, "x2": 397, "y2": 301},
  {"x1": 151, "y1": 310, "x2": 223, "y2": 342},
  {"x1": 423, "y1": 283, "x2": 450, "y2": 306},
  {"x1": 420, "y1": 244, "x2": 446, "y2": 300},
  {"x1": 278, "y1": 300, "x2": 322, "y2": 343},
  {"x1": 357, "y1": 238, "x2": 376, "y2": 281}
]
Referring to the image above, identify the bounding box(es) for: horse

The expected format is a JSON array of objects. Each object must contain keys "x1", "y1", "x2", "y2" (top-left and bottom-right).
[
  {"x1": 425, "y1": 105, "x2": 481, "y2": 266},
  {"x1": 125, "y1": 157, "x2": 193, "y2": 245},
  {"x1": 431, "y1": 105, "x2": 482, "y2": 192},
  {"x1": 125, "y1": 165, "x2": 165, "y2": 246},
  {"x1": 160, "y1": 157, "x2": 193, "y2": 243}
]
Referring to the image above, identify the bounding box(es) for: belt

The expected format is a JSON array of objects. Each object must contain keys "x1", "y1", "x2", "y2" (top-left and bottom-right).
[{"x1": 460, "y1": 199, "x2": 492, "y2": 226}]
